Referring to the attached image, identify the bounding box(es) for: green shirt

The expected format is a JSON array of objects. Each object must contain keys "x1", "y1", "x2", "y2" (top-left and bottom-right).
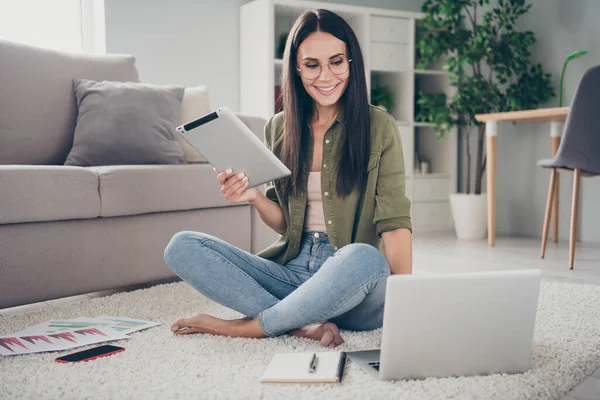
[{"x1": 257, "y1": 105, "x2": 411, "y2": 265}]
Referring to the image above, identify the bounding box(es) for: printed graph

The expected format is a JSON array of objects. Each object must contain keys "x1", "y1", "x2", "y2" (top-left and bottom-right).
[{"x1": 0, "y1": 337, "x2": 28, "y2": 353}]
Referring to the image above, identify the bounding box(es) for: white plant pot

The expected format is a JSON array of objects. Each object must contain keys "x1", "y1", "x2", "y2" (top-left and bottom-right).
[{"x1": 449, "y1": 193, "x2": 488, "y2": 240}]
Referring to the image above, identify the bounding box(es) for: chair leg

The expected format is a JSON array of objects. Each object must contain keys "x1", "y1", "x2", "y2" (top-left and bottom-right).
[
  {"x1": 569, "y1": 168, "x2": 581, "y2": 270},
  {"x1": 541, "y1": 168, "x2": 557, "y2": 259}
]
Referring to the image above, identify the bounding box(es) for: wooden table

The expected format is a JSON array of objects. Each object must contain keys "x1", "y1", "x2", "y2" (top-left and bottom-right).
[{"x1": 475, "y1": 107, "x2": 570, "y2": 246}]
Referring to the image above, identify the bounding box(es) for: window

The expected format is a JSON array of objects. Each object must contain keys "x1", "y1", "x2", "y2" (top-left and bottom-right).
[{"x1": 0, "y1": 0, "x2": 105, "y2": 54}]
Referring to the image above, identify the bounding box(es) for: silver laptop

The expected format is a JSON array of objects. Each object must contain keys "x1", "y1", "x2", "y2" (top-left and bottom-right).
[{"x1": 348, "y1": 269, "x2": 541, "y2": 381}]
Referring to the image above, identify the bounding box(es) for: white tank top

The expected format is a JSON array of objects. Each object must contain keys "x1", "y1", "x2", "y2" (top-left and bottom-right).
[{"x1": 304, "y1": 171, "x2": 327, "y2": 232}]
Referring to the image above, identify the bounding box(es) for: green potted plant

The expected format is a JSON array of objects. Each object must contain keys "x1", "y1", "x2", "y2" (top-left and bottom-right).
[
  {"x1": 419, "y1": 154, "x2": 431, "y2": 174},
  {"x1": 417, "y1": 0, "x2": 554, "y2": 239},
  {"x1": 371, "y1": 86, "x2": 394, "y2": 112},
  {"x1": 415, "y1": 92, "x2": 451, "y2": 139}
]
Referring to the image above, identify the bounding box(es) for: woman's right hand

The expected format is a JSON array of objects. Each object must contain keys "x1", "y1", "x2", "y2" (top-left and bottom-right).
[{"x1": 215, "y1": 168, "x2": 260, "y2": 204}]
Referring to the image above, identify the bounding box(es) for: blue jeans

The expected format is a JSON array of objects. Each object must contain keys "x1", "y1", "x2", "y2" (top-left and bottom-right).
[{"x1": 164, "y1": 230, "x2": 390, "y2": 337}]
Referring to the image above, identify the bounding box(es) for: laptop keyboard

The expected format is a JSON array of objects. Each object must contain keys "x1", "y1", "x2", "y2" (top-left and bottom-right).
[{"x1": 368, "y1": 362, "x2": 380, "y2": 371}]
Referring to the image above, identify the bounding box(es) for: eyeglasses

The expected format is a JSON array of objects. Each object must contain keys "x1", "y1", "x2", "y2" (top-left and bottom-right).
[{"x1": 296, "y1": 54, "x2": 352, "y2": 80}]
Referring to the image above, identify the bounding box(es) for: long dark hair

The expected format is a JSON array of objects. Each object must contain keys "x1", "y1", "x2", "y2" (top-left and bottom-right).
[{"x1": 277, "y1": 9, "x2": 370, "y2": 199}]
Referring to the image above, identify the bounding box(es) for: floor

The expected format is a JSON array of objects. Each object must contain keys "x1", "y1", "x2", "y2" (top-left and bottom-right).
[{"x1": 1, "y1": 233, "x2": 599, "y2": 399}]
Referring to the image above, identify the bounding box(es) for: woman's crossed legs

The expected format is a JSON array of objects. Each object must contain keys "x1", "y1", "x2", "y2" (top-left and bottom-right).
[{"x1": 164, "y1": 231, "x2": 390, "y2": 347}]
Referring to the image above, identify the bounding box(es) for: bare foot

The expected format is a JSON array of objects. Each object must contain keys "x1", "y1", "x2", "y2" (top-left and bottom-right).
[
  {"x1": 291, "y1": 322, "x2": 344, "y2": 348},
  {"x1": 171, "y1": 314, "x2": 264, "y2": 338},
  {"x1": 172, "y1": 314, "x2": 343, "y2": 348}
]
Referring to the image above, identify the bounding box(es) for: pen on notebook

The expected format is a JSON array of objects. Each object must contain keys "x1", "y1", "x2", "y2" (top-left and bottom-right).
[{"x1": 308, "y1": 353, "x2": 317, "y2": 373}]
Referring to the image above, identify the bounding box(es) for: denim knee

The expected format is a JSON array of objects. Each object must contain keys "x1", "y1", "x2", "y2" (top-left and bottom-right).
[
  {"x1": 338, "y1": 243, "x2": 390, "y2": 278},
  {"x1": 164, "y1": 230, "x2": 197, "y2": 272}
]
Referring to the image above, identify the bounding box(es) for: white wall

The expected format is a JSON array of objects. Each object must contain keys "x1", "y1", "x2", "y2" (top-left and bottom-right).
[
  {"x1": 460, "y1": 0, "x2": 600, "y2": 243},
  {"x1": 104, "y1": 0, "x2": 424, "y2": 111},
  {"x1": 105, "y1": 0, "x2": 247, "y2": 110}
]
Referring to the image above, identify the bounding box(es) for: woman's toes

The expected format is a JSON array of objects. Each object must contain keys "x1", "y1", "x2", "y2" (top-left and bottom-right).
[
  {"x1": 174, "y1": 327, "x2": 195, "y2": 335},
  {"x1": 171, "y1": 320, "x2": 184, "y2": 332},
  {"x1": 320, "y1": 329, "x2": 335, "y2": 347},
  {"x1": 171, "y1": 315, "x2": 198, "y2": 332}
]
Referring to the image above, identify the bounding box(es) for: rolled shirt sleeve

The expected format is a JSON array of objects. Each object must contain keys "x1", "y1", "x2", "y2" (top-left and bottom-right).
[{"x1": 373, "y1": 115, "x2": 412, "y2": 236}]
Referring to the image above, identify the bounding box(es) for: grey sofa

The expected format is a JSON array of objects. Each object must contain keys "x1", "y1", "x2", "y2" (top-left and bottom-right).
[{"x1": 0, "y1": 40, "x2": 278, "y2": 308}]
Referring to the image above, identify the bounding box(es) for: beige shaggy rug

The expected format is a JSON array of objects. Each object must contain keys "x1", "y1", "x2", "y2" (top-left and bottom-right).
[{"x1": 1, "y1": 280, "x2": 599, "y2": 400}]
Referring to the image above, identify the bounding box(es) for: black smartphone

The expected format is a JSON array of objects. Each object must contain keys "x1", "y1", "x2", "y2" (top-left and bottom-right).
[{"x1": 55, "y1": 344, "x2": 125, "y2": 364}]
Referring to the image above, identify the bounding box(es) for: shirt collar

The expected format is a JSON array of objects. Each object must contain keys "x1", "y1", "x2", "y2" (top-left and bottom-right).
[{"x1": 334, "y1": 106, "x2": 345, "y2": 127}]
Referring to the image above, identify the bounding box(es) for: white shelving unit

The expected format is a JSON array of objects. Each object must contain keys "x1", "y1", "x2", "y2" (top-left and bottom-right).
[{"x1": 240, "y1": 0, "x2": 457, "y2": 232}]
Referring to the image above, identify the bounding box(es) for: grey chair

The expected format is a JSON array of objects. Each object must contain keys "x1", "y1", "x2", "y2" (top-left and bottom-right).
[{"x1": 538, "y1": 65, "x2": 600, "y2": 269}]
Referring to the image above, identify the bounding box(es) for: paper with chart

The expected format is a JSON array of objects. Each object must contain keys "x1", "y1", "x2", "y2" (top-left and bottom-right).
[
  {"x1": 95, "y1": 316, "x2": 162, "y2": 334},
  {"x1": 13, "y1": 316, "x2": 161, "y2": 336},
  {"x1": 13, "y1": 318, "x2": 120, "y2": 336},
  {"x1": 2, "y1": 316, "x2": 161, "y2": 356},
  {"x1": 0, "y1": 327, "x2": 129, "y2": 356}
]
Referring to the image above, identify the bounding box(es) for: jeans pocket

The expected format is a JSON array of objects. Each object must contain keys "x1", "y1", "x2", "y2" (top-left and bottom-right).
[{"x1": 309, "y1": 242, "x2": 335, "y2": 275}]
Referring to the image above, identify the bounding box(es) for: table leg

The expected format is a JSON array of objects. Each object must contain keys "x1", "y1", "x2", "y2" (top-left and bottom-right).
[
  {"x1": 550, "y1": 121, "x2": 563, "y2": 243},
  {"x1": 486, "y1": 121, "x2": 498, "y2": 246}
]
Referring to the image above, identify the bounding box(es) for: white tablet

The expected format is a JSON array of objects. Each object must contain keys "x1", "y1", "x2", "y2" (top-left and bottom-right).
[{"x1": 176, "y1": 107, "x2": 290, "y2": 188}]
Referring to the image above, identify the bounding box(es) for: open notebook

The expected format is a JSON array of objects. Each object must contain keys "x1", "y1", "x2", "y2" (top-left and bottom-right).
[{"x1": 260, "y1": 352, "x2": 347, "y2": 384}]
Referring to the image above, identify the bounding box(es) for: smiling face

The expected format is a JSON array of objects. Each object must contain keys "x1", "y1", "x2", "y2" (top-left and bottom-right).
[{"x1": 296, "y1": 31, "x2": 350, "y2": 108}]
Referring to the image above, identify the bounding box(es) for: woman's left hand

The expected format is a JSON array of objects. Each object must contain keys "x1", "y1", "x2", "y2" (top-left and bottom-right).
[{"x1": 215, "y1": 168, "x2": 259, "y2": 204}]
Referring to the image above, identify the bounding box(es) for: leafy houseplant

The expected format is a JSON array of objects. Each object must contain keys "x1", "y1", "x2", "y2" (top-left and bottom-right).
[
  {"x1": 417, "y1": 0, "x2": 555, "y2": 195},
  {"x1": 371, "y1": 86, "x2": 394, "y2": 112},
  {"x1": 419, "y1": 154, "x2": 431, "y2": 174},
  {"x1": 415, "y1": 92, "x2": 451, "y2": 139},
  {"x1": 559, "y1": 50, "x2": 588, "y2": 107}
]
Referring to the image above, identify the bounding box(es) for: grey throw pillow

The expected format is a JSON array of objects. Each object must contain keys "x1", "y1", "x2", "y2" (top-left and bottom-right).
[{"x1": 65, "y1": 79, "x2": 185, "y2": 166}]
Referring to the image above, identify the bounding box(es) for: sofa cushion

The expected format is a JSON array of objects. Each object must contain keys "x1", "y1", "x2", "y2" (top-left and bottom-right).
[
  {"x1": 0, "y1": 40, "x2": 139, "y2": 165},
  {"x1": 65, "y1": 79, "x2": 185, "y2": 166},
  {"x1": 89, "y1": 164, "x2": 232, "y2": 217},
  {"x1": 0, "y1": 165, "x2": 101, "y2": 224},
  {"x1": 178, "y1": 86, "x2": 211, "y2": 164}
]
